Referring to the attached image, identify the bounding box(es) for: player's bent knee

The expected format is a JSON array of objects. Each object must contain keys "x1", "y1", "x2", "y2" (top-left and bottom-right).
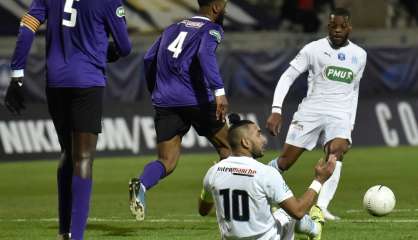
[
  {"x1": 73, "y1": 150, "x2": 94, "y2": 178},
  {"x1": 329, "y1": 145, "x2": 349, "y2": 154},
  {"x1": 328, "y1": 145, "x2": 349, "y2": 161}
]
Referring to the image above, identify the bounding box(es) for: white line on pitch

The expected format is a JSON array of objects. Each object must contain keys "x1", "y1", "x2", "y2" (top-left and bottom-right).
[
  {"x1": 338, "y1": 219, "x2": 418, "y2": 223},
  {"x1": 346, "y1": 209, "x2": 418, "y2": 213},
  {"x1": 0, "y1": 217, "x2": 216, "y2": 223},
  {"x1": 1, "y1": 218, "x2": 418, "y2": 224}
]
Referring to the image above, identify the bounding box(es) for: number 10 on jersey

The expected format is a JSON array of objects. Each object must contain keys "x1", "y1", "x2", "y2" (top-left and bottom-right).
[{"x1": 220, "y1": 189, "x2": 250, "y2": 221}]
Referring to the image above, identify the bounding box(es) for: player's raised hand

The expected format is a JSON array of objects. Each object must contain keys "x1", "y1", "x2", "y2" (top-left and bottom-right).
[
  {"x1": 215, "y1": 95, "x2": 228, "y2": 122},
  {"x1": 314, "y1": 154, "x2": 337, "y2": 184},
  {"x1": 4, "y1": 77, "x2": 25, "y2": 115},
  {"x1": 266, "y1": 113, "x2": 283, "y2": 136}
]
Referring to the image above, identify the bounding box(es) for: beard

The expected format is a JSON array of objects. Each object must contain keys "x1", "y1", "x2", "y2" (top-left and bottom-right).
[
  {"x1": 251, "y1": 148, "x2": 264, "y2": 159},
  {"x1": 330, "y1": 34, "x2": 349, "y2": 48},
  {"x1": 215, "y1": 11, "x2": 225, "y2": 27}
]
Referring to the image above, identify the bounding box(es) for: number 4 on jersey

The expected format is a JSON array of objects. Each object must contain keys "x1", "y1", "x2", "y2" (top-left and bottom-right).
[{"x1": 168, "y1": 32, "x2": 188, "y2": 58}]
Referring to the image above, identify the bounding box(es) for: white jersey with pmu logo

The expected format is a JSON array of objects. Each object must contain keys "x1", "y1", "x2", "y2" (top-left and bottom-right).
[
  {"x1": 291, "y1": 37, "x2": 367, "y2": 126},
  {"x1": 203, "y1": 156, "x2": 293, "y2": 239}
]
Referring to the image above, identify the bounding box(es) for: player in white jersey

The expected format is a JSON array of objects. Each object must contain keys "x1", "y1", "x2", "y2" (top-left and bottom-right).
[
  {"x1": 266, "y1": 8, "x2": 367, "y2": 220},
  {"x1": 199, "y1": 114, "x2": 336, "y2": 240}
]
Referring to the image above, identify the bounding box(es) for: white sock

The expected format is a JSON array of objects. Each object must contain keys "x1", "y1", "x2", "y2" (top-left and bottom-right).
[
  {"x1": 140, "y1": 183, "x2": 147, "y2": 195},
  {"x1": 317, "y1": 161, "x2": 342, "y2": 209},
  {"x1": 295, "y1": 214, "x2": 320, "y2": 237},
  {"x1": 272, "y1": 208, "x2": 295, "y2": 240},
  {"x1": 272, "y1": 208, "x2": 292, "y2": 226}
]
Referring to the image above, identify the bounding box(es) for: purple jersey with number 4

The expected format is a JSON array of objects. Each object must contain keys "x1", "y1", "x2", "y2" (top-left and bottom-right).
[
  {"x1": 144, "y1": 16, "x2": 225, "y2": 107},
  {"x1": 11, "y1": 0, "x2": 131, "y2": 88}
]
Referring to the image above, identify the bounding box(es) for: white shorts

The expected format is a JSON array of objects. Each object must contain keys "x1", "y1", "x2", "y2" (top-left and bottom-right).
[
  {"x1": 253, "y1": 221, "x2": 294, "y2": 240},
  {"x1": 285, "y1": 111, "x2": 352, "y2": 151}
]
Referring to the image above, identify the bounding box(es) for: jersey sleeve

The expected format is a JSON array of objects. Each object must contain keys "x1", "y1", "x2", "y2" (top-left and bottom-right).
[
  {"x1": 289, "y1": 44, "x2": 312, "y2": 73},
  {"x1": 271, "y1": 66, "x2": 302, "y2": 113},
  {"x1": 350, "y1": 51, "x2": 367, "y2": 128},
  {"x1": 197, "y1": 25, "x2": 225, "y2": 92},
  {"x1": 262, "y1": 167, "x2": 294, "y2": 204},
  {"x1": 10, "y1": 0, "x2": 47, "y2": 77},
  {"x1": 102, "y1": 0, "x2": 131, "y2": 57},
  {"x1": 202, "y1": 166, "x2": 216, "y2": 202},
  {"x1": 144, "y1": 36, "x2": 162, "y2": 93}
]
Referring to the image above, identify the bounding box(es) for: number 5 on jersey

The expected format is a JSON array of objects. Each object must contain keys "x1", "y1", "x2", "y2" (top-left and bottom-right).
[
  {"x1": 168, "y1": 32, "x2": 188, "y2": 58},
  {"x1": 62, "y1": 0, "x2": 79, "y2": 27}
]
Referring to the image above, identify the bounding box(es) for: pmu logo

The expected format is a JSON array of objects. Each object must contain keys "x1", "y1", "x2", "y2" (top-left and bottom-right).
[{"x1": 323, "y1": 66, "x2": 354, "y2": 84}]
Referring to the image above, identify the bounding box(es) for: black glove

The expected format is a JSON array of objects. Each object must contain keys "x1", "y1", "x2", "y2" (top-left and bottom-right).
[
  {"x1": 107, "y1": 42, "x2": 121, "y2": 63},
  {"x1": 5, "y1": 77, "x2": 25, "y2": 115}
]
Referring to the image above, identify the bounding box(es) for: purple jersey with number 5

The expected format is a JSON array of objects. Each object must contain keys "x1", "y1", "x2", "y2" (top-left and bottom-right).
[
  {"x1": 10, "y1": 0, "x2": 131, "y2": 88},
  {"x1": 144, "y1": 16, "x2": 225, "y2": 107}
]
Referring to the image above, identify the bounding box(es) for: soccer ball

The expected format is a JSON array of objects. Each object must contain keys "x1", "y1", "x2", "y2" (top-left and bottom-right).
[{"x1": 363, "y1": 185, "x2": 396, "y2": 217}]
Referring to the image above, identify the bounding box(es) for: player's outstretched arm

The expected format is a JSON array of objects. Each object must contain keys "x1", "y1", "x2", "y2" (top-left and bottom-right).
[
  {"x1": 266, "y1": 66, "x2": 301, "y2": 136},
  {"x1": 6, "y1": 0, "x2": 47, "y2": 114},
  {"x1": 279, "y1": 155, "x2": 337, "y2": 219}
]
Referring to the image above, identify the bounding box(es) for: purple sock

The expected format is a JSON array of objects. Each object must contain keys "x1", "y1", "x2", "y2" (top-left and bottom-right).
[
  {"x1": 139, "y1": 160, "x2": 166, "y2": 190},
  {"x1": 71, "y1": 176, "x2": 92, "y2": 240}
]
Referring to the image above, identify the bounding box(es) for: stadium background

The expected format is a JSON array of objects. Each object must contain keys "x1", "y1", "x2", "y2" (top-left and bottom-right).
[
  {"x1": 0, "y1": 0, "x2": 417, "y2": 161},
  {"x1": 0, "y1": 1, "x2": 417, "y2": 240}
]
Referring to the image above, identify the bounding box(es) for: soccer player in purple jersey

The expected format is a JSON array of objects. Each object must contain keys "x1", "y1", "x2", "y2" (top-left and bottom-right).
[
  {"x1": 129, "y1": 0, "x2": 230, "y2": 221},
  {"x1": 4, "y1": 0, "x2": 131, "y2": 239}
]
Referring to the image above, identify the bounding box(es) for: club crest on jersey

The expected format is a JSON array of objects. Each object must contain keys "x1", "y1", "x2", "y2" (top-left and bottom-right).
[
  {"x1": 324, "y1": 66, "x2": 354, "y2": 84},
  {"x1": 116, "y1": 6, "x2": 125, "y2": 18},
  {"x1": 338, "y1": 53, "x2": 346, "y2": 61},
  {"x1": 209, "y1": 30, "x2": 222, "y2": 43}
]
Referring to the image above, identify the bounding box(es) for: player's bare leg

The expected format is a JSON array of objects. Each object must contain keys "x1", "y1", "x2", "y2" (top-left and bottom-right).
[
  {"x1": 207, "y1": 124, "x2": 231, "y2": 160},
  {"x1": 130, "y1": 135, "x2": 182, "y2": 221},
  {"x1": 268, "y1": 143, "x2": 305, "y2": 173},
  {"x1": 317, "y1": 138, "x2": 349, "y2": 221},
  {"x1": 71, "y1": 132, "x2": 98, "y2": 240},
  {"x1": 157, "y1": 135, "x2": 183, "y2": 175}
]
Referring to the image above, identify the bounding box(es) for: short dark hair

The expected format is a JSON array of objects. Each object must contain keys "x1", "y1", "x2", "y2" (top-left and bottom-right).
[
  {"x1": 198, "y1": 0, "x2": 216, "y2": 7},
  {"x1": 330, "y1": 8, "x2": 351, "y2": 21},
  {"x1": 227, "y1": 113, "x2": 254, "y2": 149}
]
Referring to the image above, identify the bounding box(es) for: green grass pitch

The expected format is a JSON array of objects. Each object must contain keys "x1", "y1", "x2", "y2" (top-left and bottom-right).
[{"x1": 0, "y1": 146, "x2": 417, "y2": 239}]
